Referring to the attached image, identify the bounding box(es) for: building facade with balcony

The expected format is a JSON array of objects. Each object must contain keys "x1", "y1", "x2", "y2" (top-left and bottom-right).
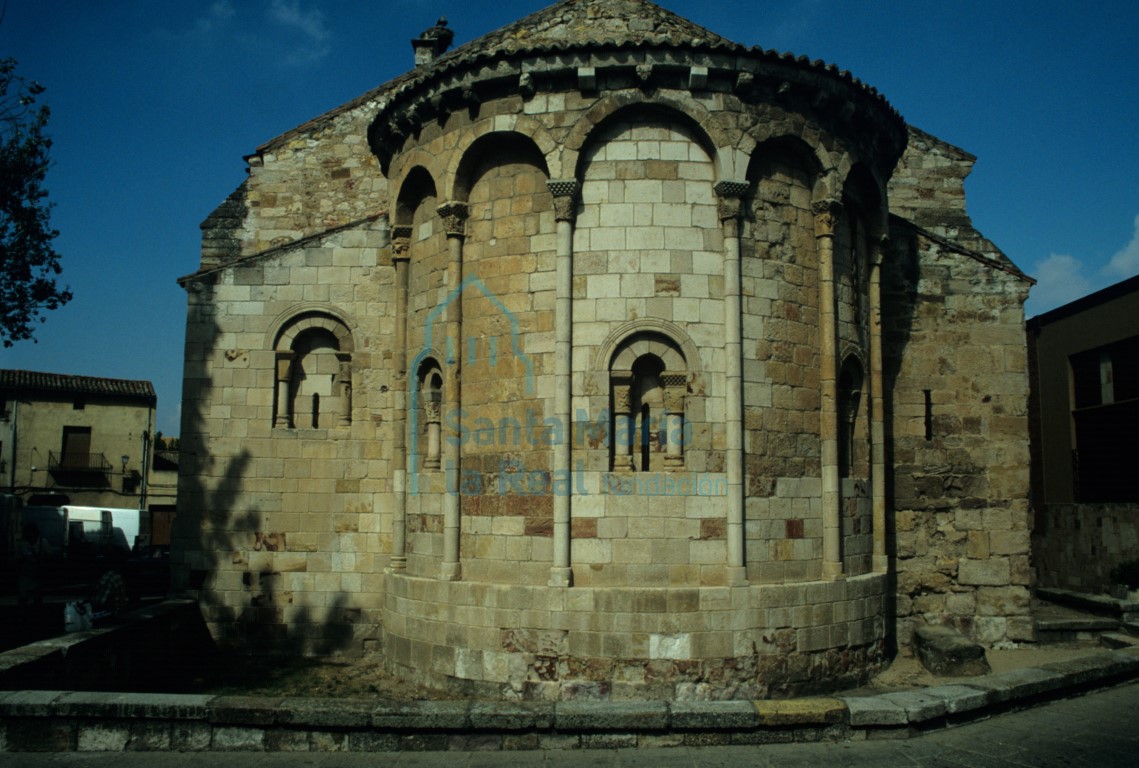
[{"x1": 0, "y1": 370, "x2": 162, "y2": 520}]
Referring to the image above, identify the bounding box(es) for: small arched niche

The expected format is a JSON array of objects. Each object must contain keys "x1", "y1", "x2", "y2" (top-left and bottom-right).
[
  {"x1": 273, "y1": 313, "x2": 353, "y2": 430},
  {"x1": 609, "y1": 333, "x2": 689, "y2": 472}
]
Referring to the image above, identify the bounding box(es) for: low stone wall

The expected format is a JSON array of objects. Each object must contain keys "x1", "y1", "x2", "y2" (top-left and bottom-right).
[
  {"x1": 0, "y1": 600, "x2": 212, "y2": 693},
  {"x1": 3, "y1": 648, "x2": 1138, "y2": 752},
  {"x1": 383, "y1": 572, "x2": 889, "y2": 699},
  {"x1": 1033, "y1": 503, "x2": 1139, "y2": 593}
]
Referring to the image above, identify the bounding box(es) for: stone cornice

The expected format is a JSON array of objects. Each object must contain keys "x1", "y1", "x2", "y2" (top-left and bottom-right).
[{"x1": 367, "y1": 40, "x2": 906, "y2": 177}]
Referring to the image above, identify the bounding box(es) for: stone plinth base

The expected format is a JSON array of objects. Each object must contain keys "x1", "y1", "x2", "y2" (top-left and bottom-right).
[{"x1": 382, "y1": 572, "x2": 888, "y2": 699}]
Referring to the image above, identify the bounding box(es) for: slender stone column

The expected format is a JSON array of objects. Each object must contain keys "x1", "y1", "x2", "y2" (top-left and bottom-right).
[
  {"x1": 813, "y1": 198, "x2": 844, "y2": 581},
  {"x1": 870, "y1": 236, "x2": 888, "y2": 573},
  {"x1": 424, "y1": 398, "x2": 441, "y2": 470},
  {"x1": 662, "y1": 373, "x2": 687, "y2": 469},
  {"x1": 390, "y1": 229, "x2": 412, "y2": 571},
  {"x1": 548, "y1": 180, "x2": 578, "y2": 588},
  {"x1": 336, "y1": 353, "x2": 352, "y2": 427},
  {"x1": 612, "y1": 376, "x2": 637, "y2": 471},
  {"x1": 438, "y1": 202, "x2": 468, "y2": 582},
  {"x1": 274, "y1": 351, "x2": 295, "y2": 428},
  {"x1": 715, "y1": 180, "x2": 750, "y2": 586}
]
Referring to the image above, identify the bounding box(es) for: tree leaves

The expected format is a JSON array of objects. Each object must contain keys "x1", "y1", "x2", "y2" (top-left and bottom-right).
[{"x1": 0, "y1": 56, "x2": 70, "y2": 347}]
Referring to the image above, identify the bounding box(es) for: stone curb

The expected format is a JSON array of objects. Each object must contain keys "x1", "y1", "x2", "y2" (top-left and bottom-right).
[{"x1": 0, "y1": 646, "x2": 1137, "y2": 751}]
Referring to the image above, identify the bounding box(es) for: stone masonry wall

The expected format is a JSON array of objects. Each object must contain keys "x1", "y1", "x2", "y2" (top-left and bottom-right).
[
  {"x1": 200, "y1": 99, "x2": 391, "y2": 268},
  {"x1": 1033, "y1": 503, "x2": 1139, "y2": 593},
  {"x1": 883, "y1": 223, "x2": 1033, "y2": 647},
  {"x1": 174, "y1": 223, "x2": 394, "y2": 654}
]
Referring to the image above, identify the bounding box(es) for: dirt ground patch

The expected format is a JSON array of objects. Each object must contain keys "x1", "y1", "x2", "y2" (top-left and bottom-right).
[
  {"x1": 862, "y1": 641, "x2": 1105, "y2": 693},
  {"x1": 193, "y1": 653, "x2": 460, "y2": 700}
]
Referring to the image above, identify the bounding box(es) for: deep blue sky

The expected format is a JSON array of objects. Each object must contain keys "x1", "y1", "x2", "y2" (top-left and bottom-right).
[{"x1": 3, "y1": 1, "x2": 1138, "y2": 435}]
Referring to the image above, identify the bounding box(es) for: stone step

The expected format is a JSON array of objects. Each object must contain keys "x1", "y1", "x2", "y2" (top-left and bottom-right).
[
  {"x1": 1037, "y1": 587, "x2": 1139, "y2": 617},
  {"x1": 1100, "y1": 632, "x2": 1139, "y2": 649},
  {"x1": 1035, "y1": 616, "x2": 1119, "y2": 644},
  {"x1": 1122, "y1": 620, "x2": 1139, "y2": 637}
]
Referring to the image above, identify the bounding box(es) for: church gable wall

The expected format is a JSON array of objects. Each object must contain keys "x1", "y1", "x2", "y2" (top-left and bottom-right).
[{"x1": 883, "y1": 225, "x2": 1033, "y2": 647}]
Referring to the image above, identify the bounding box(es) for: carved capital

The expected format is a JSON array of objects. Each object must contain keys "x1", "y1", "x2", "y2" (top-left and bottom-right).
[
  {"x1": 871, "y1": 235, "x2": 889, "y2": 267},
  {"x1": 714, "y1": 180, "x2": 750, "y2": 222},
  {"x1": 391, "y1": 225, "x2": 413, "y2": 261},
  {"x1": 662, "y1": 373, "x2": 688, "y2": 413},
  {"x1": 424, "y1": 400, "x2": 441, "y2": 422},
  {"x1": 547, "y1": 179, "x2": 580, "y2": 222},
  {"x1": 812, "y1": 198, "x2": 843, "y2": 238},
  {"x1": 275, "y1": 351, "x2": 295, "y2": 381},
  {"x1": 611, "y1": 373, "x2": 635, "y2": 413},
  {"x1": 436, "y1": 202, "x2": 469, "y2": 238}
]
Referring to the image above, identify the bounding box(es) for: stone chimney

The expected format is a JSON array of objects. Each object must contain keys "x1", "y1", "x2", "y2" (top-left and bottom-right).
[{"x1": 412, "y1": 17, "x2": 454, "y2": 68}]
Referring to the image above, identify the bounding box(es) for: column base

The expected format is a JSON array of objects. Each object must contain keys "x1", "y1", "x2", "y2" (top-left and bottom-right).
[
  {"x1": 725, "y1": 566, "x2": 748, "y2": 586},
  {"x1": 873, "y1": 555, "x2": 890, "y2": 574},
  {"x1": 388, "y1": 556, "x2": 407, "y2": 573},
  {"x1": 548, "y1": 567, "x2": 573, "y2": 588},
  {"x1": 822, "y1": 561, "x2": 846, "y2": 581},
  {"x1": 440, "y1": 562, "x2": 461, "y2": 581}
]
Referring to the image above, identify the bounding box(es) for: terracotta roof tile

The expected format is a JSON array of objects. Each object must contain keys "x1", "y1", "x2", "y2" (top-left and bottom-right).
[{"x1": 0, "y1": 369, "x2": 156, "y2": 402}]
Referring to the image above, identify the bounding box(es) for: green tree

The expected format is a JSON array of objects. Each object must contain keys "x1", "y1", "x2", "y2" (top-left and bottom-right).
[{"x1": 0, "y1": 56, "x2": 69, "y2": 347}]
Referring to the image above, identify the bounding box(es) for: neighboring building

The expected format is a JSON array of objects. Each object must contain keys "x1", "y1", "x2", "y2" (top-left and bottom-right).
[
  {"x1": 175, "y1": 0, "x2": 1034, "y2": 698},
  {"x1": 0, "y1": 369, "x2": 174, "y2": 545},
  {"x1": 1027, "y1": 274, "x2": 1139, "y2": 506},
  {"x1": 1028, "y1": 275, "x2": 1139, "y2": 592}
]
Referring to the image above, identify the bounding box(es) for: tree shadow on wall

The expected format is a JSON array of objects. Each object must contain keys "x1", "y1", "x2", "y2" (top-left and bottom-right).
[
  {"x1": 169, "y1": 280, "x2": 357, "y2": 685},
  {"x1": 880, "y1": 220, "x2": 922, "y2": 659}
]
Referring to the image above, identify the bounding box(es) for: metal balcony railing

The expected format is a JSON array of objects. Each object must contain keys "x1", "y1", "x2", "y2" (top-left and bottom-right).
[{"x1": 47, "y1": 450, "x2": 113, "y2": 473}]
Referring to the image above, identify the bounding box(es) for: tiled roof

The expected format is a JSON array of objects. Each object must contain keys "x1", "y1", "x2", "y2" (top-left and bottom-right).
[
  {"x1": 442, "y1": 0, "x2": 736, "y2": 56},
  {"x1": 0, "y1": 369, "x2": 156, "y2": 402},
  {"x1": 262, "y1": 0, "x2": 896, "y2": 156}
]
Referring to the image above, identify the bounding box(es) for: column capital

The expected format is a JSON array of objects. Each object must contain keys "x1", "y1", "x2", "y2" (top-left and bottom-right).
[
  {"x1": 391, "y1": 225, "x2": 412, "y2": 261},
  {"x1": 870, "y1": 235, "x2": 890, "y2": 266},
  {"x1": 714, "y1": 180, "x2": 750, "y2": 222},
  {"x1": 547, "y1": 179, "x2": 580, "y2": 221},
  {"x1": 812, "y1": 198, "x2": 843, "y2": 237},
  {"x1": 437, "y1": 201, "x2": 469, "y2": 238},
  {"x1": 275, "y1": 350, "x2": 295, "y2": 380}
]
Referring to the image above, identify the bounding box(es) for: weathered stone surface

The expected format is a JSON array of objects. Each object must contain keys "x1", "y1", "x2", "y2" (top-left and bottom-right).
[
  {"x1": 371, "y1": 701, "x2": 471, "y2": 730},
  {"x1": 913, "y1": 625, "x2": 991, "y2": 677},
  {"x1": 840, "y1": 695, "x2": 908, "y2": 726},
  {"x1": 959, "y1": 667, "x2": 1067, "y2": 703},
  {"x1": 554, "y1": 701, "x2": 668, "y2": 731},
  {"x1": 753, "y1": 698, "x2": 846, "y2": 726},
  {"x1": 879, "y1": 691, "x2": 947, "y2": 723},
  {"x1": 175, "y1": 0, "x2": 1033, "y2": 698},
  {"x1": 921, "y1": 684, "x2": 992, "y2": 715},
  {"x1": 669, "y1": 700, "x2": 758, "y2": 730},
  {"x1": 77, "y1": 725, "x2": 130, "y2": 752},
  {"x1": 469, "y1": 701, "x2": 553, "y2": 731},
  {"x1": 277, "y1": 697, "x2": 373, "y2": 727}
]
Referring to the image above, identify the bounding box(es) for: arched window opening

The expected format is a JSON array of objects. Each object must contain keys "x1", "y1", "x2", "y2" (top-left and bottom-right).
[
  {"x1": 418, "y1": 360, "x2": 444, "y2": 470},
  {"x1": 290, "y1": 328, "x2": 340, "y2": 429},
  {"x1": 838, "y1": 358, "x2": 864, "y2": 478},
  {"x1": 272, "y1": 313, "x2": 353, "y2": 430},
  {"x1": 609, "y1": 334, "x2": 688, "y2": 472}
]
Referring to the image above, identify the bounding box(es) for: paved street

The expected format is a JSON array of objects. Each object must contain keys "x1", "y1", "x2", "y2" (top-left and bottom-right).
[{"x1": 4, "y1": 681, "x2": 1138, "y2": 767}]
